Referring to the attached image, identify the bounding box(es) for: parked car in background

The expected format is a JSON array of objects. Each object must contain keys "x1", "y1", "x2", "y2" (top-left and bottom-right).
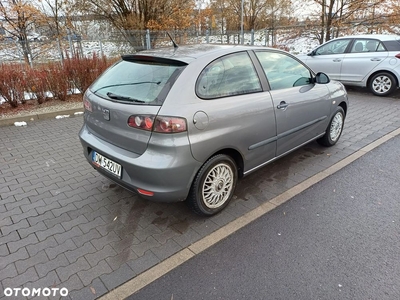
[
  {"x1": 298, "y1": 34, "x2": 400, "y2": 96},
  {"x1": 79, "y1": 44, "x2": 348, "y2": 216}
]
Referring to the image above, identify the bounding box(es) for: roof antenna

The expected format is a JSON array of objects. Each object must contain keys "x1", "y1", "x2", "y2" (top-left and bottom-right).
[{"x1": 166, "y1": 32, "x2": 179, "y2": 49}]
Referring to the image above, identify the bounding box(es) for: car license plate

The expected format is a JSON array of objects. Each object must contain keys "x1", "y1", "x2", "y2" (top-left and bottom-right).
[{"x1": 92, "y1": 151, "x2": 122, "y2": 178}]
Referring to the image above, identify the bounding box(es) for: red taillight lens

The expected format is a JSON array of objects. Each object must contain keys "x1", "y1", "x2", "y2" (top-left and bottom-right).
[
  {"x1": 84, "y1": 98, "x2": 92, "y2": 112},
  {"x1": 395, "y1": 53, "x2": 400, "y2": 59},
  {"x1": 128, "y1": 115, "x2": 187, "y2": 133},
  {"x1": 154, "y1": 116, "x2": 187, "y2": 133},
  {"x1": 128, "y1": 115, "x2": 155, "y2": 131}
]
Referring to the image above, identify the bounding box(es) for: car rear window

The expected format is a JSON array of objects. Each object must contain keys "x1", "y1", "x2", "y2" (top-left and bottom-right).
[
  {"x1": 382, "y1": 40, "x2": 400, "y2": 51},
  {"x1": 90, "y1": 59, "x2": 185, "y2": 105}
]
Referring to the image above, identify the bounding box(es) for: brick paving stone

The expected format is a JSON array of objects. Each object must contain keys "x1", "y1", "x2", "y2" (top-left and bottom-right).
[
  {"x1": 14, "y1": 189, "x2": 39, "y2": 201},
  {"x1": 25, "y1": 270, "x2": 60, "y2": 300},
  {"x1": 44, "y1": 213, "x2": 72, "y2": 228},
  {"x1": 65, "y1": 242, "x2": 96, "y2": 264},
  {"x1": 85, "y1": 245, "x2": 117, "y2": 267},
  {"x1": 91, "y1": 231, "x2": 121, "y2": 251},
  {"x1": 67, "y1": 278, "x2": 108, "y2": 300},
  {"x1": 0, "y1": 207, "x2": 22, "y2": 222},
  {"x1": 105, "y1": 248, "x2": 138, "y2": 271},
  {"x1": 109, "y1": 234, "x2": 140, "y2": 253},
  {"x1": 56, "y1": 256, "x2": 90, "y2": 282},
  {"x1": 36, "y1": 224, "x2": 65, "y2": 242},
  {"x1": 11, "y1": 208, "x2": 39, "y2": 223},
  {"x1": 61, "y1": 215, "x2": 88, "y2": 231},
  {"x1": 52, "y1": 203, "x2": 77, "y2": 218},
  {"x1": 58, "y1": 195, "x2": 83, "y2": 208},
  {"x1": 0, "y1": 263, "x2": 18, "y2": 282},
  {"x1": 0, "y1": 244, "x2": 9, "y2": 256},
  {"x1": 67, "y1": 204, "x2": 93, "y2": 220},
  {"x1": 100, "y1": 263, "x2": 135, "y2": 290},
  {"x1": 127, "y1": 250, "x2": 160, "y2": 276},
  {"x1": 152, "y1": 228, "x2": 180, "y2": 245},
  {"x1": 20, "y1": 199, "x2": 46, "y2": 213},
  {"x1": 26, "y1": 236, "x2": 58, "y2": 257},
  {"x1": 18, "y1": 221, "x2": 47, "y2": 239},
  {"x1": 131, "y1": 236, "x2": 161, "y2": 257},
  {"x1": 46, "y1": 239, "x2": 77, "y2": 260},
  {"x1": 72, "y1": 228, "x2": 101, "y2": 248},
  {"x1": 36, "y1": 253, "x2": 70, "y2": 278},
  {"x1": 150, "y1": 239, "x2": 181, "y2": 261},
  {"x1": 2, "y1": 267, "x2": 38, "y2": 289},
  {"x1": 0, "y1": 196, "x2": 15, "y2": 208},
  {"x1": 5, "y1": 198, "x2": 30, "y2": 211},
  {"x1": 7, "y1": 233, "x2": 38, "y2": 253},
  {"x1": 78, "y1": 217, "x2": 106, "y2": 234},
  {"x1": 15, "y1": 250, "x2": 49, "y2": 274},
  {"x1": 77, "y1": 260, "x2": 113, "y2": 286},
  {"x1": 54, "y1": 226, "x2": 83, "y2": 244},
  {"x1": 0, "y1": 217, "x2": 13, "y2": 229},
  {"x1": 83, "y1": 207, "x2": 109, "y2": 222},
  {"x1": 27, "y1": 211, "x2": 55, "y2": 226},
  {"x1": 56, "y1": 274, "x2": 84, "y2": 297},
  {"x1": 1, "y1": 219, "x2": 29, "y2": 236}
]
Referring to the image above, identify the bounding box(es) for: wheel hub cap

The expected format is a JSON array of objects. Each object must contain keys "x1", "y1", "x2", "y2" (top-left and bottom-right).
[
  {"x1": 330, "y1": 113, "x2": 343, "y2": 142},
  {"x1": 202, "y1": 163, "x2": 234, "y2": 209}
]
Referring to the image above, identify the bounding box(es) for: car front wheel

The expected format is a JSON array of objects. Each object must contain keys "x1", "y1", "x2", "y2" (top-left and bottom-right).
[
  {"x1": 369, "y1": 72, "x2": 397, "y2": 96},
  {"x1": 187, "y1": 154, "x2": 238, "y2": 216},
  {"x1": 318, "y1": 107, "x2": 345, "y2": 147}
]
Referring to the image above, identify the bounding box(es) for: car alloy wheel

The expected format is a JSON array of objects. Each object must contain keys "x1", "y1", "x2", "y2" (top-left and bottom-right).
[
  {"x1": 188, "y1": 154, "x2": 238, "y2": 216},
  {"x1": 369, "y1": 72, "x2": 396, "y2": 96},
  {"x1": 317, "y1": 107, "x2": 345, "y2": 147}
]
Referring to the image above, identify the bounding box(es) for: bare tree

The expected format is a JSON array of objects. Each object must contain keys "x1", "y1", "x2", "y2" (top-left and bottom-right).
[{"x1": 0, "y1": 0, "x2": 45, "y2": 64}]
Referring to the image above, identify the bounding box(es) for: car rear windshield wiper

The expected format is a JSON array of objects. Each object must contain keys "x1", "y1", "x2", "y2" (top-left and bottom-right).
[
  {"x1": 106, "y1": 92, "x2": 146, "y2": 103},
  {"x1": 94, "y1": 81, "x2": 161, "y2": 93}
]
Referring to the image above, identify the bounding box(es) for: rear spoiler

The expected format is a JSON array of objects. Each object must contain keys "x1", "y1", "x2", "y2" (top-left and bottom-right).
[{"x1": 121, "y1": 55, "x2": 187, "y2": 67}]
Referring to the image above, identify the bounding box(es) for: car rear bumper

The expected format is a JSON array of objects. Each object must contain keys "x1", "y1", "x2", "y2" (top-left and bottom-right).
[{"x1": 79, "y1": 125, "x2": 202, "y2": 202}]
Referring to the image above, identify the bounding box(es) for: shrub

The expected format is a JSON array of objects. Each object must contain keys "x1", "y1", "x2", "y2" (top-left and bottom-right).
[
  {"x1": 64, "y1": 53, "x2": 110, "y2": 94},
  {"x1": 24, "y1": 67, "x2": 49, "y2": 104},
  {"x1": 0, "y1": 63, "x2": 27, "y2": 107},
  {"x1": 45, "y1": 62, "x2": 70, "y2": 101}
]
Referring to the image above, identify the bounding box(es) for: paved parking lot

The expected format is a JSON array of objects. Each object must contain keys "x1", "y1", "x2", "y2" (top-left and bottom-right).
[{"x1": 1, "y1": 90, "x2": 400, "y2": 299}]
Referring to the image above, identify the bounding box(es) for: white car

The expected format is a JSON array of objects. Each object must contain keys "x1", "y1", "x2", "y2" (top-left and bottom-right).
[{"x1": 298, "y1": 34, "x2": 400, "y2": 96}]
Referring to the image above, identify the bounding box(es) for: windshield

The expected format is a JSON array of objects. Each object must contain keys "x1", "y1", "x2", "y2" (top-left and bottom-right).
[{"x1": 90, "y1": 60, "x2": 184, "y2": 104}]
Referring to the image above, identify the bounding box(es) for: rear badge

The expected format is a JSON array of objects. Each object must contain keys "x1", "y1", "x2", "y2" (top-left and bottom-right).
[{"x1": 102, "y1": 108, "x2": 110, "y2": 121}]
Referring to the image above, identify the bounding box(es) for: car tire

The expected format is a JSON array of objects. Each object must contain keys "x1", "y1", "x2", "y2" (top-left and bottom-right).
[
  {"x1": 317, "y1": 107, "x2": 345, "y2": 147},
  {"x1": 187, "y1": 154, "x2": 238, "y2": 216},
  {"x1": 369, "y1": 72, "x2": 397, "y2": 96}
]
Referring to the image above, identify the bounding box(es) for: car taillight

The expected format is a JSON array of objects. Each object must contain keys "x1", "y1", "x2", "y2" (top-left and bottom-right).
[
  {"x1": 127, "y1": 115, "x2": 187, "y2": 133},
  {"x1": 396, "y1": 53, "x2": 400, "y2": 59},
  {"x1": 83, "y1": 98, "x2": 92, "y2": 112}
]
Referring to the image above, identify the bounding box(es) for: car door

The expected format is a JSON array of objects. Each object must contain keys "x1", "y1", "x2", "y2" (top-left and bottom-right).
[
  {"x1": 187, "y1": 51, "x2": 278, "y2": 172},
  {"x1": 301, "y1": 38, "x2": 352, "y2": 80},
  {"x1": 254, "y1": 50, "x2": 332, "y2": 157},
  {"x1": 340, "y1": 38, "x2": 389, "y2": 83}
]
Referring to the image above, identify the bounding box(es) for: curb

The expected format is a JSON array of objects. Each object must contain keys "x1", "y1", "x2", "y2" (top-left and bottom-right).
[{"x1": 0, "y1": 108, "x2": 84, "y2": 127}]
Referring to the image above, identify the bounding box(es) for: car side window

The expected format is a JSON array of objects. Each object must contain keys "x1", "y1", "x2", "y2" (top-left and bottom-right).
[
  {"x1": 350, "y1": 39, "x2": 383, "y2": 53},
  {"x1": 196, "y1": 52, "x2": 262, "y2": 99},
  {"x1": 255, "y1": 51, "x2": 312, "y2": 90},
  {"x1": 315, "y1": 39, "x2": 351, "y2": 55}
]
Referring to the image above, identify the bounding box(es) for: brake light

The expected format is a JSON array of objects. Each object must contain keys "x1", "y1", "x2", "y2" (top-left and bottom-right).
[
  {"x1": 128, "y1": 115, "x2": 187, "y2": 133},
  {"x1": 396, "y1": 53, "x2": 400, "y2": 59},
  {"x1": 84, "y1": 98, "x2": 92, "y2": 112},
  {"x1": 137, "y1": 189, "x2": 154, "y2": 196}
]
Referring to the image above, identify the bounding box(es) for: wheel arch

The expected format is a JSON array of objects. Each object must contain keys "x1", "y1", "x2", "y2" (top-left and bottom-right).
[
  {"x1": 338, "y1": 101, "x2": 348, "y2": 116},
  {"x1": 367, "y1": 70, "x2": 399, "y2": 89},
  {"x1": 210, "y1": 148, "x2": 245, "y2": 178}
]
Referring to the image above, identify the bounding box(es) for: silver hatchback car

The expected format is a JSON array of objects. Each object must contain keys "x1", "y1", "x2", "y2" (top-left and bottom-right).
[
  {"x1": 79, "y1": 44, "x2": 348, "y2": 216},
  {"x1": 298, "y1": 34, "x2": 400, "y2": 96}
]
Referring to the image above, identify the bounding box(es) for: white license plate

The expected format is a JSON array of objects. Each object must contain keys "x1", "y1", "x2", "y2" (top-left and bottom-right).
[{"x1": 92, "y1": 151, "x2": 122, "y2": 178}]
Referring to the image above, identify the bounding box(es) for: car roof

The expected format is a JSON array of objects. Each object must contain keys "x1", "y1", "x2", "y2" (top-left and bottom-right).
[
  {"x1": 334, "y1": 34, "x2": 400, "y2": 41},
  {"x1": 124, "y1": 44, "x2": 272, "y2": 64}
]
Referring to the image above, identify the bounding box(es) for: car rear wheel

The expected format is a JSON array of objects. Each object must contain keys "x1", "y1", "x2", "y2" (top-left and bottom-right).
[
  {"x1": 187, "y1": 154, "x2": 238, "y2": 216},
  {"x1": 317, "y1": 107, "x2": 345, "y2": 147},
  {"x1": 369, "y1": 72, "x2": 397, "y2": 96}
]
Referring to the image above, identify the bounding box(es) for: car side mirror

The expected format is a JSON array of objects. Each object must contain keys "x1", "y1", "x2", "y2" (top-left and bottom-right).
[
  {"x1": 307, "y1": 50, "x2": 315, "y2": 56},
  {"x1": 315, "y1": 72, "x2": 330, "y2": 84}
]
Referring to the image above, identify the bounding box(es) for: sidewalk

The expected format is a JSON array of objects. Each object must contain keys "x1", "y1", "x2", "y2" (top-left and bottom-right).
[{"x1": 0, "y1": 90, "x2": 400, "y2": 300}]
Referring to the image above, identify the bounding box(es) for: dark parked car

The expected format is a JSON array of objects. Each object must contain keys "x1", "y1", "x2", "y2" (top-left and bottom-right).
[
  {"x1": 298, "y1": 34, "x2": 400, "y2": 96},
  {"x1": 79, "y1": 44, "x2": 348, "y2": 216}
]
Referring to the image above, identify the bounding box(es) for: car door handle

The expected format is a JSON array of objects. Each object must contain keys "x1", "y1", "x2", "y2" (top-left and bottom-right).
[
  {"x1": 370, "y1": 58, "x2": 381, "y2": 61},
  {"x1": 332, "y1": 59, "x2": 342, "y2": 62},
  {"x1": 277, "y1": 101, "x2": 289, "y2": 110}
]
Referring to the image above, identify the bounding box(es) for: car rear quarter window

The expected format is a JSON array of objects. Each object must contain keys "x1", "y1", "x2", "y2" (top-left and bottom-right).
[
  {"x1": 196, "y1": 52, "x2": 262, "y2": 99},
  {"x1": 382, "y1": 40, "x2": 400, "y2": 51}
]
